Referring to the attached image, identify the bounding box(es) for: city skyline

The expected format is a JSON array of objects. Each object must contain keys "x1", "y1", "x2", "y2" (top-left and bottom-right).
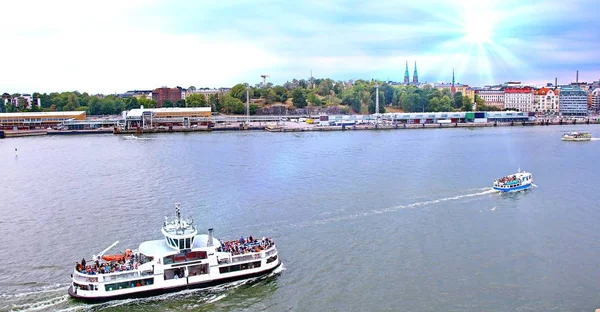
[{"x1": 1, "y1": 0, "x2": 599, "y2": 94}]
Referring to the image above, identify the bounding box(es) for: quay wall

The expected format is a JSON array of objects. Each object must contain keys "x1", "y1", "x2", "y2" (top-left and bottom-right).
[{"x1": 1, "y1": 119, "x2": 599, "y2": 138}]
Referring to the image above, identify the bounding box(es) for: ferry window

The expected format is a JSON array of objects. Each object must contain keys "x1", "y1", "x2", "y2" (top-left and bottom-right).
[
  {"x1": 163, "y1": 255, "x2": 174, "y2": 265},
  {"x1": 185, "y1": 238, "x2": 191, "y2": 249},
  {"x1": 174, "y1": 254, "x2": 186, "y2": 262},
  {"x1": 187, "y1": 251, "x2": 199, "y2": 260},
  {"x1": 179, "y1": 239, "x2": 184, "y2": 249}
]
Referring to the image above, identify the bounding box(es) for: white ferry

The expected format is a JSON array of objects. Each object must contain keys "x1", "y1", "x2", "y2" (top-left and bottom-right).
[
  {"x1": 562, "y1": 131, "x2": 592, "y2": 141},
  {"x1": 68, "y1": 204, "x2": 281, "y2": 303},
  {"x1": 493, "y1": 169, "x2": 533, "y2": 193}
]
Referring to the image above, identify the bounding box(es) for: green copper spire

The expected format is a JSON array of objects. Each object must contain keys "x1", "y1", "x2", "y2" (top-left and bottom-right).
[{"x1": 404, "y1": 61, "x2": 409, "y2": 84}]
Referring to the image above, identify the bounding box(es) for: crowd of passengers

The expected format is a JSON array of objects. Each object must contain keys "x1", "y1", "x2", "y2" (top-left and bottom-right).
[
  {"x1": 497, "y1": 175, "x2": 519, "y2": 185},
  {"x1": 217, "y1": 236, "x2": 274, "y2": 255},
  {"x1": 75, "y1": 251, "x2": 151, "y2": 276}
]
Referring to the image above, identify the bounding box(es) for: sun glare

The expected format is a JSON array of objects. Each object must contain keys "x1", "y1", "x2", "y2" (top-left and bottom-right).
[{"x1": 465, "y1": 19, "x2": 492, "y2": 44}]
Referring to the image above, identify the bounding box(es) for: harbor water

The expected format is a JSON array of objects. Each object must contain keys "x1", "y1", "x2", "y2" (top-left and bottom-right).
[{"x1": 1, "y1": 125, "x2": 600, "y2": 311}]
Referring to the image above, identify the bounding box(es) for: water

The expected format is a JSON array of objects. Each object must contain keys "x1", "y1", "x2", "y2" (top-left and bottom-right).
[{"x1": 1, "y1": 125, "x2": 600, "y2": 311}]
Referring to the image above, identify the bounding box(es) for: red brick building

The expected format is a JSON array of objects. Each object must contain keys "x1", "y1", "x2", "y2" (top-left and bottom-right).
[{"x1": 152, "y1": 87, "x2": 182, "y2": 107}]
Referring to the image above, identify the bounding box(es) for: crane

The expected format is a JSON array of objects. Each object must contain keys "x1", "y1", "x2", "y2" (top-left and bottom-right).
[{"x1": 261, "y1": 74, "x2": 270, "y2": 87}]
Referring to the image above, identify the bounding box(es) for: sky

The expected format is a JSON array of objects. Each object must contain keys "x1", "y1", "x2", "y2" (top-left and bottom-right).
[{"x1": 1, "y1": 0, "x2": 599, "y2": 94}]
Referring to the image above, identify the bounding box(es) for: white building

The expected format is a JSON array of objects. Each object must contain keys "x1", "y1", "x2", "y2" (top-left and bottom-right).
[
  {"x1": 504, "y1": 88, "x2": 534, "y2": 112},
  {"x1": 559, "y1": 86, "x2": 588, "y2": 116},
  {"x1": 3, "y1": 94, "x2": 41, "y2": 109},
  {"x1": 185, "y1": 89, "x2": 227, "y2": 100},
  {"x1": 591, "y1": 88, "x2": 600, "y2": 113},
  {"x1": 476, "y1": 89, "x2": 505, "y2": 110},
  {"x1": 533, "y1": 88, "x2": 559, "y2": 114}
]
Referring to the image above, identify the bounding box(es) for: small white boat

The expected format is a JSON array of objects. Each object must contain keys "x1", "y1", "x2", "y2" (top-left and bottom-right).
[
  {"x1": 68, "y1": 203, "x2": 281, "y2": 303},
  {"x1": 493, "y1": 169, "x2": 533, "y2": 193},
  {"x1": 122, "y1": 134, "x2": 138, "y2": 140},
  {"x1": 562, "y1": 131, "x2": 591, "y2": 141}
]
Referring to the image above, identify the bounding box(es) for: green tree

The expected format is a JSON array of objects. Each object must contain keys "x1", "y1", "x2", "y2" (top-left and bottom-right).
[
  {"x1": 291, "y1": 88, "x2": 307, "y2": 108},
  {"x1": 453, "y1": 91, "x2": 463, "y2": 109},
  {"x1": 175, "y1": 99, "x2": 186, "y2": 107},
  {"x1": 163, "y1": 100, "x2": 174, "y2": 108},
  {"x1": 63, "y1": 94, "x2": 80, "y2": 111},
  {"x1": 440, "y1": 95, "x2": 453, "y2": 111},
  {"x1": 317, "y1": 80, "x2": 331, "y2": 96},
  {"x1": 138, "y1": 96, "x2": 156, "y2": 108},
  {"x1": 333, "y1": 82, "x2": 343, "y2": 95},
  {"x1": 88, "y1": 97, "x2": 101, "y2": 115},
  {"x1": 461, "y1": 96, "x2": 473, "y2": 111},
  {"x1": 221, "y1": 94, "x2": 244, "y2": 114},
  {"x1": 264, "y1": 89, "x2": 277, "y2": 104},
  {"x1": 429, "y1": 97, "x2": 442, "y2": 112},
  {"x1": 230, "y1": 84, "x2": 248, "y2": 102},
  {"x1": 249, "y1": 104, "x2": 258, "y2": 115},
  {"x1": 125, "y1": 97, "x2": 139, "y2": 110},
  {"x1": 368, "y1": 99, "x2": 386, "y2": 114},
  {"x1": 186, "y1": 94, "x2": 208, "y2": 107},
  {"x1": 17, "y1": 97, "x2": 28, "y2": 111},
  {"x1": 307, "y1": 90, "x2": 321, "y2": 106},
  {"x1": 208, "y1": 94, "x2": 220, "y2": 112}
]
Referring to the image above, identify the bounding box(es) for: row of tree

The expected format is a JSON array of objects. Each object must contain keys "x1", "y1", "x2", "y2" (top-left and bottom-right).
[{"x1": 1, "y1": 79, "x2": 503, "y2": 115}]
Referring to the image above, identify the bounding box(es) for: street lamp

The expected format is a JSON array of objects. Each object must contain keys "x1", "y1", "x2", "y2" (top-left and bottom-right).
[{"x1": 375, "y1": 83, "x2": 379, "y2": 125}]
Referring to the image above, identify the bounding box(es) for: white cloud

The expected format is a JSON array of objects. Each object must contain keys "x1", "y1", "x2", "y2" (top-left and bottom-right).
[{"x1": 0, "y1": 0, "x2": 282, "y2": 93}]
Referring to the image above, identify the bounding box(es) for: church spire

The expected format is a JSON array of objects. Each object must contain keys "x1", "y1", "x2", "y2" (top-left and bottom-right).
[
  {"x1": 451, "y1": 68, "x2": 456, "y2": 95},
  {"x1": 412, "y1": 61, "x2": 418, "y2": 85},
  {"x1": 404, "y1": 61, "x2": 410, "y2": 85}
]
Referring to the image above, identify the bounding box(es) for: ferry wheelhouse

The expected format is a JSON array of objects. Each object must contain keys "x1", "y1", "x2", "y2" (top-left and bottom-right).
[
  {"x1": 493, "y1": 169, "x2": 533, "y2": 193},
  {"x1": 68, "y1": 204, "x2": 281, "y2": 303},
  {"x1": 562, "y1": 131, "x2": 592, "y2": 141}
]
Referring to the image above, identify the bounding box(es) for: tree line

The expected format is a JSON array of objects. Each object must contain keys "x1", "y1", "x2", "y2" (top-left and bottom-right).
[{"x1": 1, "y1": 79, "x2": 501, "y2": 115}]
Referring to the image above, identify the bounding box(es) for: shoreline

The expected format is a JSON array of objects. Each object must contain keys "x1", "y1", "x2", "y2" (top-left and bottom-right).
[{"x1": 1, "y1": 120, "x2": 598, "y2": 138}]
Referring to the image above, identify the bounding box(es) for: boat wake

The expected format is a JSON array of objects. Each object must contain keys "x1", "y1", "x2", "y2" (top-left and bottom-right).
[
  {"x1": 291, "y1": 188, "x2": 499, "y2": 228},
  {"x1": 8, "y1": 294, "x2": 69, "y2": 312},
  {"x1": 590, "y1": 138, "x2": 600, "y2": 141}
]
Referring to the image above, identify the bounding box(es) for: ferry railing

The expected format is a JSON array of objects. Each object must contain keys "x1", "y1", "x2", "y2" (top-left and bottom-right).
[
  {"x1": 73, "y1": 269, "x2": 153, "y2": 283},
  {"x1": 231, "y1": 253, "x2": 262, "y2": 263}
]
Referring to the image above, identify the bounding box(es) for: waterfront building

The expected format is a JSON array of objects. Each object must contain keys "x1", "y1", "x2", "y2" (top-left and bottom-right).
[
  {"x1": 3, "y1": 94, "x2": 41, "y2": 109},
  {"x1": 121, "y1": 90, "x2": 153, "y2": 99},
  {"x1": 504, "y1": 87, "x2": 534, "y2": 112},
  {"x1": 476, "y1": 88, "x2": 505, "y2": 109},
  {"x1": 124, "y1": 107, "x2": 212, "y2": 129},
  {"x1": 533, "y1": 87, "x2": 559, "y2": 114},
  {"x1": 590, "y1": 88, "x2": 600, "y2": 113},
  {"x1": 185, "y1": 88, "x2": 227, "y2": 100},
  {"x1": 559, "y1": 86, "x2": 588, "y2": 116},
  {"x1": 380, "y1": 111, "x2": 531, "y2": 124},
  {"x1": 0, "y1": 111, "x2": 86, "y2": 129},
  {"x1": 152, "y1": 87, "x2": 183, "y2": 107}
]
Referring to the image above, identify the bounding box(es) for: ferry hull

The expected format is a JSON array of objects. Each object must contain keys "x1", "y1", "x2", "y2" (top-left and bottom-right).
[
  {"x1": 562, "y1": 137, "x2": 591, "y2": 141},
  {"x1": 68, "y1": 262, "x2": 281, "y2": 303},
  {"x1": 493, "y1": 183, "x2": 532, "y2": 193}
]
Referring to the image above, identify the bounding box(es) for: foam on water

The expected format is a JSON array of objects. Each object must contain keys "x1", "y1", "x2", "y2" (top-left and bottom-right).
[
  {"x1": 291, "y1": 188, "x2": 499, "y2": 227},
  {"x1": 9, "y1": 294, "x2": 69, "y2": 312}
]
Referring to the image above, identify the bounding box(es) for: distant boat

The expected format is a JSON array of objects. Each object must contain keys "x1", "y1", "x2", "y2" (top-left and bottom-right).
[
  {"x1": 123, "y1": 134, "x2": 138, "y2": 140},
  {"x1": 562, "y1": 131, "x2": 591, "y2": 141},
  {"x1": 493, "y1": 169, "x2": 533, "y2": 193}
]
